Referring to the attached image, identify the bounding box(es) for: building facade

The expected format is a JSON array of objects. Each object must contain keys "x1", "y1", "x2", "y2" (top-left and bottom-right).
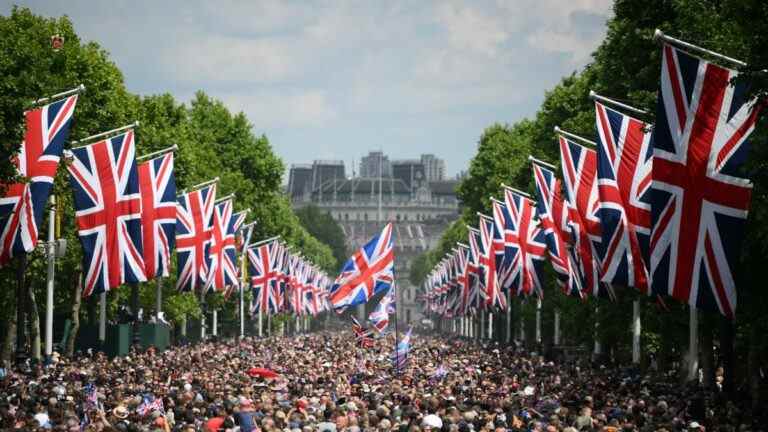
[
  {"x1": 289, "y1": 152, "x2": 458, "y2": 326},
  {"x1": 359, "y1": 151, "x2": 391, "y2": 179}
]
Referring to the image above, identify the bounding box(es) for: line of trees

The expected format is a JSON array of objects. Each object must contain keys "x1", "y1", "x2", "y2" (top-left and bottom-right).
[
  {"x1": 0, "y1": 7, "x2": 338, "y2": 362},
  {"x1": 410, "y1": 0, "x2": 768, "y2": 403}
]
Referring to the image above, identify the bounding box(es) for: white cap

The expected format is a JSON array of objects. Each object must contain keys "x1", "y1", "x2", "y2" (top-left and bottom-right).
[{"x1": 422, "y1": 414, "x2": 443, "y2": 429}]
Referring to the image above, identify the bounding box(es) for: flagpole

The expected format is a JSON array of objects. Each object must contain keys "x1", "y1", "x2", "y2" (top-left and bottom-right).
[
  {"x1": 29, "y1": 84, "x2": 85, "y2": 107},
  {"x1": 588, "y1": 91, "x2": 649, "y2": 116},
  {"x1": 44, "y1": 195, "x2": 57, "y2": 358},
  {"x1": 71, "y1": 121, "x2": 139, "y2": 147},
  {"x1": 653, "y1": 29, "x2": 747, "y2": 67},
  {"x1": 554, "y1": 126, "x2": 597, "y2": 147}
]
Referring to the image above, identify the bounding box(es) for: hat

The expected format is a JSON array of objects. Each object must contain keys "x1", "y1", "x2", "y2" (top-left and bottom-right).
[
  {"x1": 689, "y1": 421, "x2": 702, "y2": 430},
  {"x1": 422, "y1": 414, "x2": 443, "y2": 429},
  {"x1": 346, "y1": 402, "x2": 358, "y2": 412},
  {"x1": 113, "y1": 405, "x2": 129, "y2": 419}
]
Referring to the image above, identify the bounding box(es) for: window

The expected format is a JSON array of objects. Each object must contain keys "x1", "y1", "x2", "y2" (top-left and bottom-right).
[
  {"x1": 406, "y1": 309, "x2": 412, "y2": 323},
  {"x1": 345, "y1": 213, "x2": 349, "y2": 221}
]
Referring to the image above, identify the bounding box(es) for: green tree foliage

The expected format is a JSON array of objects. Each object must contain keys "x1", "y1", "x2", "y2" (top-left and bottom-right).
[
  {"x1": 294, "y1": 205, "x2": 345, "y2": 273},
  {"x1": 0, "y1": 7, "x2": 336, "y2": 350},
  {"x1": 421, "y1": 0, "x2": 768, "y2": 387}
]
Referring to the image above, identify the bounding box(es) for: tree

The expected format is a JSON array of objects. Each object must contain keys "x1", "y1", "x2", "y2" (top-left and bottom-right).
[{"x1": 294, "y1": 205, "x2": 346, "y2": 272}]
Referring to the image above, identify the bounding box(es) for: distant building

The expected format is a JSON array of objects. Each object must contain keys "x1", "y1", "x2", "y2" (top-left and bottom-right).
[
  {"x1": 359, "y1": 151, "x2": 391, "y2": 178},
  {"x1": 420, "y1": 154, "x2": 446, "y2": 181},
  {"x1": 291, "y1": 151, "x2": 459, "y2": 326},
  {"x1": 288, "y1": 160, "x2": 345, "y2": 200}
]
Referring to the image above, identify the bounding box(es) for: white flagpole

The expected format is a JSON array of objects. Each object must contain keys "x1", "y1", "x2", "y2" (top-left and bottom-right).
[
  {"x1": 653, "y1": 29, "x2": 746, "y2": 67},
  {"x1": 155, "y1": 277, "x2": 162, "y2": 320},
  {"x1": 554, "y1": 126, "x2": 597, "y2": 147},
  {"x1": 632, "y1": 300, "x2": 641, "y2": 364},
  {"x1": 71, "y1": 121, "x2": 139, "y2": 147},
  {"x1": 44, "y1": 195, "x2": 56, "y2": 357},
  {"x1": 687, "y1": 307, "x2": 699, "y2": 381},
  {"x1": 30, "y1": 84, "x2": 85, "y2": 107},
  {"x1": 535, "y1": 297, "x2": 542, "y2": 344}
]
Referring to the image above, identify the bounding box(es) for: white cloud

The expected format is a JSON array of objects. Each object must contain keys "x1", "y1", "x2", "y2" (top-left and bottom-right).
[
  {"x1": 434, "y1": 3, "x2": 509, "y2": 57},
  {"x1": 6, "y1": 0, "x2": 612, "y2": 175},
  {"x1": 223, "y1": 89, "x2": 338, "y2": 129}
]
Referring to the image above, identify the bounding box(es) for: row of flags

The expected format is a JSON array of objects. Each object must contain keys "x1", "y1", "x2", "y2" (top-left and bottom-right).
[
  {"x1": 424, "y1": 35, "x2": 762, "y2": 318},
  {"x1": 0, "y1": 92, "x2": 331, "y2": 307},
  {"x1": 247, "y1": 238, "x2": 332, "y2": 317}
]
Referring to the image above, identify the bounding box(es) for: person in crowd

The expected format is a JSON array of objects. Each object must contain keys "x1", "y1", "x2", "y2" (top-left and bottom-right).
[{"x1": 0, "y1": 331, "x2": 761, "y2": 431}]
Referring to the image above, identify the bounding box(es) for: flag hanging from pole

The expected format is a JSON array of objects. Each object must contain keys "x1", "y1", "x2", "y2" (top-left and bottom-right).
[
  {"x1": 649, "y1": 41, "x2": 761, "y2": 317},
  {"x1": 594, "y1": 100, "x2": 653, "y2": 292},
  {"x1": 0, "y1": 94, "x2": 79, "y2": 266},
  {"x1": 176, "y1": 183, "x2": 216, "y2": 292},
  {"x1": 137, "y1": 152, "x2": 176, "y2": 279},
  {"x1": 66, "y1": 130, "x2": 146, "y2": 296}
]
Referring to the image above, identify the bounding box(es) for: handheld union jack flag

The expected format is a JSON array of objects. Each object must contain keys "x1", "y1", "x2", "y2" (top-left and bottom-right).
[
  {"x1": 392, "y1": 327, "x2": 412, "y2": 372},
  {"x1": 351, "y1": 316, "x2": 375, "y2": 348},
  {"x1": 137, "y1": 152, "x2": 176, "y2": 279},
  {"x1": 248, "y1": 241, "x2": 280, "y2": 315},
  {"x1": 176, "y1": 183, "x2": 216, "y2": 292},
  {"x1": 649, "y1": 42, "x2": 761, "y2": 317},
  {"x1": 478, "y1": 214, "x2": 507, "y2": 310},
  {"x1": 67, "y1": 130, "x2": 146, "y2": 296},
  {"x1": 204, "y1": 198, "x2": 239, "y2": 292},
  {"x1": 594, "y1": 101, "x2": 652, "y2": 292},
  {"x1": 0, "y1": 94, "x2": 78, "y2": 266},
  {"x1": 368, "y1": 284, "x2": 396, "y2": 333},
  {"x1": 531, "y1": 161, "x2": 583, "y2": 297},
  {"x1": 494, "y1": 188, "x2": 547, "y2": 297},
  {"x1": 559, "y1": 134, "x2": 612, "y2": 298},
  {"x1": 329, "y1": 223, "x2": 395, "y2": 310}
]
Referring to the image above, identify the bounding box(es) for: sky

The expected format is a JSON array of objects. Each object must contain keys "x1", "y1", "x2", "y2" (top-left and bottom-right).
[{"x1": 4, "y1": 0, "x2": 613, "y2": 178}]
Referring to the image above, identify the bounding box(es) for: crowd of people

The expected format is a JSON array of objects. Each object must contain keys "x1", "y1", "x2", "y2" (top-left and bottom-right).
[{"x1": 0, "y1": 329, "x2": 761, "y2": 431}]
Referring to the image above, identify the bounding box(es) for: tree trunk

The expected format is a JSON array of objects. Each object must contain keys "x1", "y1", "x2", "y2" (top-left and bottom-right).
[
  {"x1": 0, "y1": 305, "x2": 16, "y2": 368},
  {"x1": 67, "y1": 269, "x2": 83, "y2": 356},
  {"x1": 748, "y1": 325, "x2": 761, "y2": 410},
  {"x1": 719, "y1": 316, "x2": 735, "y2": 396},
  {"x1": 28, "y1": 283, "x2": 41, "y2": 361},
  {"x1": 700, "y1": 315, "x2": 715, "y2": 388}
]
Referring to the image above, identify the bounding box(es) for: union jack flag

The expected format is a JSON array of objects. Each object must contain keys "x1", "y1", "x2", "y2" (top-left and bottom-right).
[
  {"x1": 559, "y1": 135, "x2": 612, "y2": 298},
  {"x1": 478, "y1": 215, "x2": 507, "y2": 310},
  {"x1": 649, "y1": 43, "x2": 761, "y2": 317},
  {"x1": 67, "y1": 130, "x2": 146, "y2": 296},
  {"x1": 392, "y1": 327, "x2": 412, "y2": 372},
  {"x1": 204, "y1": 199, "x2": 239, "y2": 292},
  {"x1": 466, "y1": 228, "x2": 485, "y2": 310},
  {"x1": 137, "y1": 153, "x2": 176, "y2": 279},
  {"x1": 531, "y1": 162, "x2": 583, "y2": 297},
  {"x1": 368, "y1": 284, "x2": 395, "y2": 333},
  {"x1": 0, "y1": 95, "x2": 78, "y2": 266},
  {"x1": 273, "y1": 243, "x2": 287, "y2": 311},
  {"x1": 595, "y1": 101, "x2": 652, "y2": 292},
  {"x1": 352, "y1": 316, "x2": 374, "y2": 348},
  {"x1": 307, "y1": 269, "x2": 325, "y2": 315},
  {"x1": 455, "y1": 244, "x2": 471, "y2": 315},
  {"x1": 290, "y1": 258, "x2": 306, "y2": 315},
  {"x1": 137, "y1": 394, "x2": 164, "y2": 416},
  {"x1": 248, "y1": 241, "x2": 280, "y2": 315},
  {"x1": 176, "y1": 183, "x2": 216, "y2": 292},
  {"x1": 329, "y1": 223, "x2": 394, "y2": 310},
  {"x1": 493, "y1": 189, "x2": 547, "y2": 297}
]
